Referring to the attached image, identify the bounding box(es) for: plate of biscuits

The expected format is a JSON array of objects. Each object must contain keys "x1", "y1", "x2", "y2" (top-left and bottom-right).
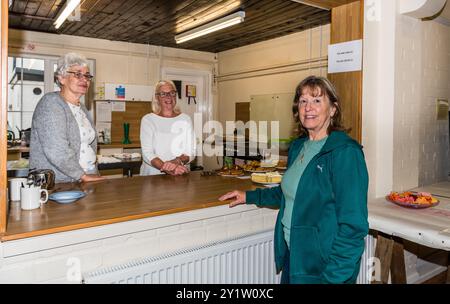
[
  {"x1": 216, "y1": 165, "x2": 245, "y2": 177},
  {"x1": 242, "y1": 161, "x2": 276, "y2": 173},
  {"x1": 386, "y1": 191, "x2": 439, "y2": 209}
]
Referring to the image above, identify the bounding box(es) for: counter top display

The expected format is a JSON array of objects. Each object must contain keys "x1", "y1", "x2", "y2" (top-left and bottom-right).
[{"x1": 2, "y1": 172, "x2": 257, "y2": 242}]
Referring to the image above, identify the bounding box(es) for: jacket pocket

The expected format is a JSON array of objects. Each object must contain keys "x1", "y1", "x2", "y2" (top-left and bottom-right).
[{"x1": 290, "y1": 226, "x2": 326, "y2": 276}]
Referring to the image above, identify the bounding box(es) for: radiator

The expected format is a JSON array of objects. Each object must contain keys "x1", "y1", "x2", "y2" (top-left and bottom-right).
[
  {"x1": 83, "y1": 230, "x2": 375, "y2": 284},
  {"x1": 83, "y1": 230, "x2": 280, "y2": 284},
  {"x1": 356, "y1": 234, "x2": 376, "y2": 284}
]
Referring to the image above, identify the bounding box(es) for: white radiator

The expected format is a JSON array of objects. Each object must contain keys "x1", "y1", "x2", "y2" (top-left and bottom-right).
[
  {"x1": 83, "y1": 230, "x2": 280, "y2": 284},
  {"x1": 356, "y1": 234, "x2": 376, "y2": 284},
  {"x1": 83, "y1": 230, "x2": 374, "y2": 284}
]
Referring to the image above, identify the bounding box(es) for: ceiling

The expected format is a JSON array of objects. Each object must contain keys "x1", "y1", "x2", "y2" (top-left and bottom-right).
[{"x1": 8, "y1": 0, "x2": 335, "y2": 53}]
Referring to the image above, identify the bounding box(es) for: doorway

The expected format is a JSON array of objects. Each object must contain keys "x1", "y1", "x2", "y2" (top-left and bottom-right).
[{"x1": 161, "y1": 67, "x2": 213, "y2": 169}]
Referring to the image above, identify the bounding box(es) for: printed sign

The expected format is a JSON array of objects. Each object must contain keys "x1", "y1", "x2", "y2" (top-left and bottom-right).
[{"x1": 328, "y1": 39, "x2": 363, "y2": 74}]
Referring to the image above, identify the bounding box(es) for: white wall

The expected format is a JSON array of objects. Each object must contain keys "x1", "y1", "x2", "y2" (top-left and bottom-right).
[
  {"x1": 217, "y1": 24, "x2": 330, "y2": 126},
  {"x1": 363, "y1": 0, "x2": 450, "y2": 199},
  {"x1": 394, "y1": 4, "x2": 450, "y2": 190},
  {"x1": 8, "y1": 29, "x2": 218, "y2": 112}
]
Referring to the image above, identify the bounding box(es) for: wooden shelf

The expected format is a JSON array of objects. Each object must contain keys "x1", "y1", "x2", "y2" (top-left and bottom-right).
[{"x1": 98, "y1": 142, "x2": 141, "y2": 149}]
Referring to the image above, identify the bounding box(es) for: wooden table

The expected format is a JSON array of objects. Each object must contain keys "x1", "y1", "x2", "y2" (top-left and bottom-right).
[{"x1": 2, "y1": 172, "x2": 257, "y2": 241}]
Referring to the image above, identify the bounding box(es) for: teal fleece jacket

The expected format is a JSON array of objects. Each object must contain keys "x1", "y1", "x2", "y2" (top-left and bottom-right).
[{"x1": 246, "y1": 131, "x2": 369, "y2": 284}]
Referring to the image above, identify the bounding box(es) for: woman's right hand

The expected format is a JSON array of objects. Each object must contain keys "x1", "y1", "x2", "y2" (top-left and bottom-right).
[
  {"x1": 219, "y1": 190, "x2": 246, "y2": 207},
  {"x1": 161, "y1": 161, "x2": 178, "y2": 174},
  {"x1": 161, "y1": 161, "x2": 188, "y2": 175},
  {"x1": 80, "y1": 174, "x2": 106, "y2": 183}
]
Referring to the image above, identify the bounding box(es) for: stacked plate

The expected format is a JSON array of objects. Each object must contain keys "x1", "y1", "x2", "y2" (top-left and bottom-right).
[{"x1": 49, "y1": 190, "x2": 86, "y2": 204}]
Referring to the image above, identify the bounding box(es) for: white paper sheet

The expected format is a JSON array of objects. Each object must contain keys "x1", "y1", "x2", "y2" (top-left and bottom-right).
[
  {"x1": 96, "y1": 122, "x2": 111, "y2": 144},
  {"x1": 111, "y1": 101, "x2": 126, "y2": 112},
  {"x1": 96, "y1": 101, "x2": 112, "y2": 122},
  {"x1": 328, "y1": 39, "x2": 363, "y2": 73}
]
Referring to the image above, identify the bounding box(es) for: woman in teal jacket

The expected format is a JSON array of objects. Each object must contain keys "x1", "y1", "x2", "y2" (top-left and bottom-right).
[{"x1": 220, "y1": 76, "x2": 369, "y2": 284}]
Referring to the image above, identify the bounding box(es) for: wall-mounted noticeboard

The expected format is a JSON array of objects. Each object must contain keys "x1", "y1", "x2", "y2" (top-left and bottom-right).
[
  {"x1": 97, "y1": 83, "x2": 155, "y2": 101},
  {"x1": 94, "y1": 100, "x2": 152, "y2": 145}
]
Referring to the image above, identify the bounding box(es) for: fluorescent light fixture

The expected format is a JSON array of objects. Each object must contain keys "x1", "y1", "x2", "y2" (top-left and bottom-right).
[
  {"x1": 175, "y1": 11, "x2": 245, "y2": 44},
  {"x1": 54, "y1": 0, "x2": 81, "y2": 29},
  {"x1": 289, "y1": 0, "x2": 330, "y2": 11}
]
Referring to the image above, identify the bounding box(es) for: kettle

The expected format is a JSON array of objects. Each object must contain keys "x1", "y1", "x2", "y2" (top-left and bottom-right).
[
  {"x1": 27, "y1": 169, "x2": 55, "y2": 190},
  {"x1": 16, "y1": 127, "x2": 31, "y2": 147},
  {"x1": 7, "y1": 130, "x2": 15, "y2": 147}
]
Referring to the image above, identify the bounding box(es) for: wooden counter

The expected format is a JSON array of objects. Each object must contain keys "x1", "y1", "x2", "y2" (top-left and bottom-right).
[
  {"x1": 98, "y1": 142, "x2": 141, "y2": 149},
  {"x1": 2, "y1": 172, "x2": 257, "y2": 242}
]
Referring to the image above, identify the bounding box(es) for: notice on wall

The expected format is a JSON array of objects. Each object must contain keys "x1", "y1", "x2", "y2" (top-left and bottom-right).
[
  {"x1": 111, "y1": 101, "x2": 126, "y2": 112},
  {"x1": 96, "y1": 122, "x2": 111, "y2": 144},
  {"x1": 328, "y1": 39, "x2": 363, "y2": 74},
  {"x1": 96, "y1": 101, "x2": 112, "y2": 122}
]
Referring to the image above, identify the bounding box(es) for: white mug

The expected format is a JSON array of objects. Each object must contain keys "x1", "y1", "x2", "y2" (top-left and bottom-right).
[
  {"x1": 9, "y1": 178, "x2": 28, "y2": 202},
  {"x1": 20, "y1": 186, "x2": 48, "y2": 211}
]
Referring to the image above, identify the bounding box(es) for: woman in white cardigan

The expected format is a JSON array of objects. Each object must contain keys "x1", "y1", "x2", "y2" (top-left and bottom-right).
[{"x1": 140, "y1": 80, "x2": 196, "y2": 176}]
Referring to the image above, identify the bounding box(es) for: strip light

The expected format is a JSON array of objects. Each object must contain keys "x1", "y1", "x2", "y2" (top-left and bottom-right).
[
  {"x1": 54, "y1": 0, "x2": 81, "y2": 29},
  {"x1": 175, "y1": 11, "x2": 245, "y2": 44}
]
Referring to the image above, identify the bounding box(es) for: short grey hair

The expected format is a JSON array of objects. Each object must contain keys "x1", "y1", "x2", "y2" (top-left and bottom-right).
[{"x1": 55, "y1": 52, "x2": 89, "y2": 87}]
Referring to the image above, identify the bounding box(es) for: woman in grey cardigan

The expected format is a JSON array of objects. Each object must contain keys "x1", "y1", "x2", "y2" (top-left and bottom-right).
[{"x1": 30, "y1": 53, "x2": 106, "y2": 183}]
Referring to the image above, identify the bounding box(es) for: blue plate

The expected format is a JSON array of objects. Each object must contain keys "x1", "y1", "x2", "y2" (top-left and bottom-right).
[{"x1": 49, "y1": 190, "x2": 86, "y2": 204}]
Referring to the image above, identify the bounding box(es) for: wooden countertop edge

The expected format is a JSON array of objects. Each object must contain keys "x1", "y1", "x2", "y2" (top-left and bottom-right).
[{"x1": 0, "y1": 200, "x2": 229, "y2": 242}]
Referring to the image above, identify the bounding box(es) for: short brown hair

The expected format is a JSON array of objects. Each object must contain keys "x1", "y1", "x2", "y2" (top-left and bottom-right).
[{"x1": 292, "y1": 76, "x2": 349, "y2": 136}]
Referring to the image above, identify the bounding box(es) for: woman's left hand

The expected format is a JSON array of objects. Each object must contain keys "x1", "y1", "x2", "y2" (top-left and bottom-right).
[
  {"x1": 80, "y1": 174, "x2": 107, "y2": 183},
  {"x1": 172, "y1": 164, "x2": 188, "y2": 175}
]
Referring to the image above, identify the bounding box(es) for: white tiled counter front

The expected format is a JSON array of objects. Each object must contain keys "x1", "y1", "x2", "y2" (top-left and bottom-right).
[{"x1": 0, "y1": 205, "x2": 278, "y2": 283}]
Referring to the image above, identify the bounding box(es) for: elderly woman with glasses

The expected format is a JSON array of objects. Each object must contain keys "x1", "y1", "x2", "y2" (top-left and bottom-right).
[
  {"x1": 140, "y1": 80, "x2": 196, "y2": 176},
  {"x1": 30, "y1": 52, "x2": 105, "y2": 183},
  {"x1": 220, "y1": 76, "x2": 369, "y2": 284}
]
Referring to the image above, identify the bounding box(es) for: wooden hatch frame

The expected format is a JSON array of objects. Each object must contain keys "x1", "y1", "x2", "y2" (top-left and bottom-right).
[{"x1": 0, "y1": 0, "x2": 364, "y2": 237}]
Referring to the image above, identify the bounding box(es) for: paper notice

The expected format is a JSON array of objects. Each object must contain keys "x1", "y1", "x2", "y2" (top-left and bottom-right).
[
  {"x1": 96, "y1": 101, "x2": 112, "y2": 122},
  {"x1": 328, "y1": 39, "x2": 363, "y2": 74},
  {"x1": 96, "y1": 122, "x2": 111, "y2": 144},
  {"x1": 112, "y1": 101, "x2": 126, "y2": 112}
]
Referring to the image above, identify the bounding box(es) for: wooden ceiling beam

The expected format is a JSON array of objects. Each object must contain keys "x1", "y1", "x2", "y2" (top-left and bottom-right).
[{"x1": 290, "y1": 0, "x2": 355, "y2": 10}]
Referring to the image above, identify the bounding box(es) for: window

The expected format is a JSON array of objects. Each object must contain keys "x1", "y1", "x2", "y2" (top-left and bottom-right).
[{"x1": 7, "y1": 54, "x2": 95, "y2": 139}]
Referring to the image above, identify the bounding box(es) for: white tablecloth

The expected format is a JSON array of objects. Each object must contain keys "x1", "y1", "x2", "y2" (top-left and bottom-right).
[{"x1": 368, "y1": 181, "x2": 450, "y2": 250}]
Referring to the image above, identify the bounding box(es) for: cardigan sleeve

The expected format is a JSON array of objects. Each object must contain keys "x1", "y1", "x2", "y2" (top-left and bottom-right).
[
  {"x1": 321, "y1": 145, "x2": 369, "y2": 284},
  {"x1": 246, "y1": 186, "x2": 283, "y2": 207},
  {"x1": 32, "y1": 96, "x2": 85, "y2": 180}
]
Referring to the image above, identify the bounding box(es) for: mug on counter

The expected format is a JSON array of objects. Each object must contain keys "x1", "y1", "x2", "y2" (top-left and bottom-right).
[
  {"x1": 20, "y1": 186, "x2": 48, "y2": 211},
  {"x1": 9, "y1": 177, "x2": 28, "y2": 202}
]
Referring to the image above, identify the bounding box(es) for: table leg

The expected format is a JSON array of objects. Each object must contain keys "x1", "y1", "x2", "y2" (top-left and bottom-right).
[
  {"x1": 373, "y1": 233, "x2": 394, "y2": 284},
  {"x1": 390, "y1": 236, "x2": 407, "y2": 284},
  {"x1": 373, "y1": 233, "x2": 407, "y2": 284},
  {"x1": 447, "y1": 252, "x2": 450, "y2": 284}
]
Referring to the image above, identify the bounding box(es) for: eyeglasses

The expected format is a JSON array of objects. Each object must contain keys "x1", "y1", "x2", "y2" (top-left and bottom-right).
[
  {"x1": 66, "y1": 71, "x2": 94, "y2": 81},
  {"x1": 156, "y1": 91, "x2": 177, "y2": 98}
]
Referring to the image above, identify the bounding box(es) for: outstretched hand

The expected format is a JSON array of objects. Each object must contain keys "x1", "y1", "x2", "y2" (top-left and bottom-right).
[{"x1": 219, "y1": 190, "x2": 246, "y2": 207}]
